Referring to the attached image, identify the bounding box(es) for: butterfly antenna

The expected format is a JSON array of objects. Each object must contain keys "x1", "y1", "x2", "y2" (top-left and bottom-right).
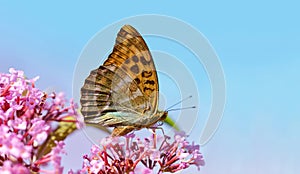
[
  {"x1": 166, "y1": 95, "x2": 193, "y2": 111},
  {"x1": 167, "y1": 106, "x2": 196, "y2": 112}
]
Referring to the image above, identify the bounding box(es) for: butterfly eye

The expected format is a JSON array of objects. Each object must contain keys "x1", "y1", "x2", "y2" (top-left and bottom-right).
[{"x1": 157, "y1": 121, "x2": 164, "y2": 126}]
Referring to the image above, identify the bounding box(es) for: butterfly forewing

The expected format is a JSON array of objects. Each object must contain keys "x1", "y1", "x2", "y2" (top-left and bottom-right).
[
  {"x1": 81, "y1": 25, "x2": 160, "y2": 129},
  {"x1": 104, "y1": 25, "x2": 159, "y2": 114}
]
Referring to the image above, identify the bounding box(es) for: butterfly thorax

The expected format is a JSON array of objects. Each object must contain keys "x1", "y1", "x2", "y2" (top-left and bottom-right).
[{"x1": 137, "y1": 110, "x2": 168, "y2": 128}]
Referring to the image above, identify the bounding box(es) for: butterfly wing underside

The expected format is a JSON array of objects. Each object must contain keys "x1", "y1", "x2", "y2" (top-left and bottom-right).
[{"x1": 80, "y1": 25, "x2": 159, "y2": 135}]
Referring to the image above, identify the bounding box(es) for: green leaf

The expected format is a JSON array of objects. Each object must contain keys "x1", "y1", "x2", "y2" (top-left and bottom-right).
[{"x1": 37, "y1": 116, "x2": 77, "y2": 158}]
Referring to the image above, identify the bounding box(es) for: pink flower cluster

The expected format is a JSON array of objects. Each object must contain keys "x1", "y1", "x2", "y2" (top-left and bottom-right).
[
  {"x1": 0, "y1": 68, "x2": 80, "y2": 173},
  {"x1": 72, "y1": 131, "x2": 204, "y2": 174}
]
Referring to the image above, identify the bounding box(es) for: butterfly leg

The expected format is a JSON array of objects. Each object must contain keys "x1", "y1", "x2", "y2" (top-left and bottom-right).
[
  {"x1": 148, "y1": 126, "x2": 165, "y2": 136},
  {"x1": 148, "y1": 127, "x2": 172, "y2": 148}
]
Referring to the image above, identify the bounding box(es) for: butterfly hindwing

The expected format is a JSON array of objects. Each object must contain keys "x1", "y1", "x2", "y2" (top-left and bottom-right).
[{"x1": 81, "y1": 66, "x2": 143, "y2": 122}]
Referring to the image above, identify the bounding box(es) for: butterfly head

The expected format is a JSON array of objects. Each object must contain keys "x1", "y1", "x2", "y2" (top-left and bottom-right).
[{"x1": 158, "y1": 110, "x2": 168, "y2": 121}]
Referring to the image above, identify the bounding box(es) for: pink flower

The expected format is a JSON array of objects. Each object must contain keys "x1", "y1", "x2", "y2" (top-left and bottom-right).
[
  {"x1": 0, "y1": 160, "x2": 30, "y2": 174},
  {"x1": 7, "y1": 117, "x2": 27, "y2": 130},
  {"x1": 28, "y1": 118, "x2": 50, "y2": 145},
  {"x1": 0, "y1": 68, "x2": 82, "y2": 173},
  {"x1": 53, "y1": 92, "x2": 66, "y2": 106},
  {"x1": 75, "y1": 131, "x2": 205, "y2": 173}
]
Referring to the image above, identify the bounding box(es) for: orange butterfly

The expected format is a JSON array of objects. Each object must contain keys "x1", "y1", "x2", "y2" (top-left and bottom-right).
[{"x1": 80, "y1": 25, "x2": 168, "y2": 136}]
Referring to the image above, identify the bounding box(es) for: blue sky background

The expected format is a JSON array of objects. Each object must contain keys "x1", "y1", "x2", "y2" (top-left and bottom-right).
[{"x1": 1, "y1": 1, "x2": 300, "y2": 173}]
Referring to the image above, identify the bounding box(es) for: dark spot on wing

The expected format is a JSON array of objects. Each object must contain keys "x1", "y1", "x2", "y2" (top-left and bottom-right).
[
  {"x1": 141, "y1": 70, "x2": 152, "y2": 78},
  {"x1": 140, "y1": 56, "x2": 149, "y2": 65},
  {"x1": 143, "y1": 87, "x2": 155, "y2": 92},
  {"x1": 124, "y1": 59, "x2": 130, "y2": 64},
  {"x1": 134, "y1": 77, "x2": 141, "y2": 84},
  {"x1": 130, "y1": 65, "x2": 139, "y2": 74},
  {"x1": 144, "y1": 80, "x2": 155, "y2": 85},
  {"x1": 132, "y1": 56, "x2": 139, "y2": 63}
]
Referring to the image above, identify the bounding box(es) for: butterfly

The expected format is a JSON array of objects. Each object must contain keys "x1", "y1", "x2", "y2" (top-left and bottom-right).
[{"x1": 80, "y1": 25, "x2": 168, "y2": 136}]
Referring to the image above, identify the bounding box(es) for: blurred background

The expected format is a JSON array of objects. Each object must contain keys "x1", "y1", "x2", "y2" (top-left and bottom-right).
[{"x1": 1, "y1": 1, "x2": 299, "y2": 173}]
